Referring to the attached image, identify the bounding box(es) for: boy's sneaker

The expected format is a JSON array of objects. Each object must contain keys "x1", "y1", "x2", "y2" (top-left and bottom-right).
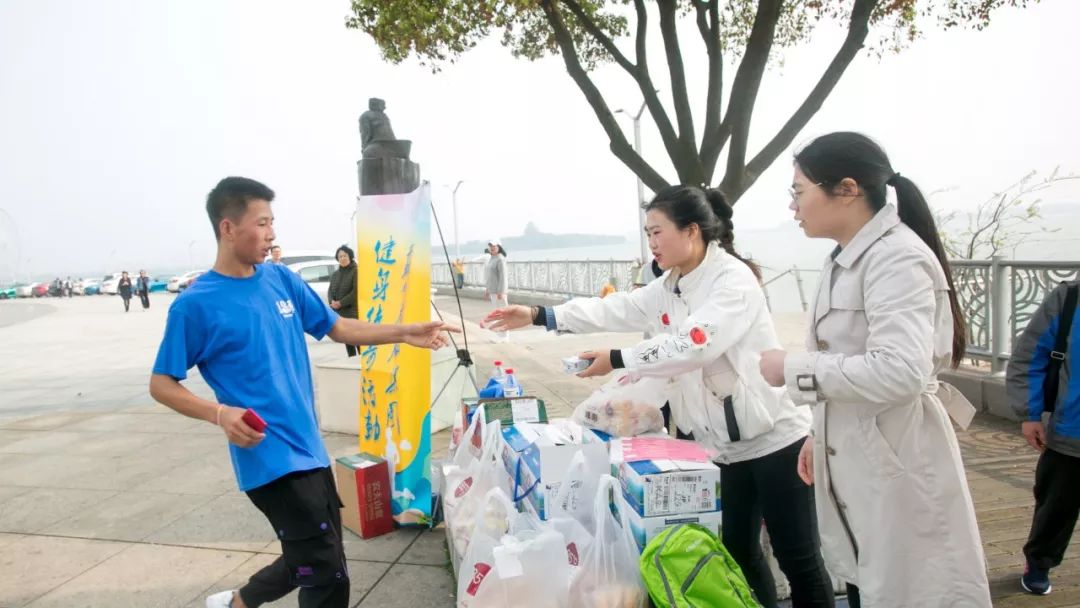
[
  {"x1": 205, "y1": 590, "x2": 237, "y2": 607},
  {"x1": 1021, "y1": 559, "x2": 1052, "y2": 595}
]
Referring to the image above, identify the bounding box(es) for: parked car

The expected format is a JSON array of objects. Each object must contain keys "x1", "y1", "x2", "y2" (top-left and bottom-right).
[
  {"x1": 101, "y1": 273, "x2": 124, "y2": 295},
  {"x1": 288, "y1": 260, "x2": 338, "y2": 304},
  {"x1": 149, "y1": 277, "x2": 168, "y2": 293},
  {"x1": 0, "y1": 285, "x2": 16, "y2": 299},
  {"x1": 32, "y1": 283, "x2": 49, "y2": 297},
  {"x1": 82, "y1": 279, "x2": 101, "y2": 296},
  {"x1": 16, "y1": 283, "x2": 36, "y2": 298},
  {"x1": 168, "y1": 270, "x2": 204, "y2": 293},
  {"x1": 274, "y1": 250, "x2": 336, "y2": 266}
]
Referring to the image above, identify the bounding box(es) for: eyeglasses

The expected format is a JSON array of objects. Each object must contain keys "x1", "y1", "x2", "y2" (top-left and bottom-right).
[{"x1": 788, "y1": 182, "x2": 824, "y2": 204}]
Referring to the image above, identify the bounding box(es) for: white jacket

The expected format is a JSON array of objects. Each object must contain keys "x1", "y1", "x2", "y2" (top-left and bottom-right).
[
  {"x1": 554, "y1": 243, "x2": 810, "y2": 463},
  {"x1": 783, "y1": 205, "x2": 990, "y2": 607}
]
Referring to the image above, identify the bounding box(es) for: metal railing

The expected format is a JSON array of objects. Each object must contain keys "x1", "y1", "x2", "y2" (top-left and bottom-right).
[{"x1": 432, "y1": 257, "x2": 1080, "y2": 371}]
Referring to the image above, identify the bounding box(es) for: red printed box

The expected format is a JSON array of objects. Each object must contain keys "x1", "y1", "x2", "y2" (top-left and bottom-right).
[{"x1": 335, "y1": 453, "x2": 394, "y2": 539}]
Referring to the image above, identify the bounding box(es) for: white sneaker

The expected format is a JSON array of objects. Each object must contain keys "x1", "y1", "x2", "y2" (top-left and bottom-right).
[{"x1": 205, "y1": 590, "x2": 236, "y2": 608}]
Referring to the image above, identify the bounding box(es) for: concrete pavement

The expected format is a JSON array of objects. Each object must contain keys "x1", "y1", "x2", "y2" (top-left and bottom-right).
[{"x1": 0, "y1": 293, "x2": 1074, "y2": 606}]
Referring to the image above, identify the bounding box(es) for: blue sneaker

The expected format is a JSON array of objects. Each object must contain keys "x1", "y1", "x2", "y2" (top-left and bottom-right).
[{"x1": 1021, "y1": 559, "x2": 1052, "y2": 595}]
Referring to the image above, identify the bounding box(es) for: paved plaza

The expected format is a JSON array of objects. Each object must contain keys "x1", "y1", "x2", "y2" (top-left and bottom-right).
[{"x1": 0, "y1": 294, "x2": 1073, "y2": 606}]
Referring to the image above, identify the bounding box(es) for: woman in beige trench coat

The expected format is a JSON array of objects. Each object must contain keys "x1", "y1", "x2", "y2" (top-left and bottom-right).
[{"x1": 759, "y1": 132, "x2": 991, "y2": 608}]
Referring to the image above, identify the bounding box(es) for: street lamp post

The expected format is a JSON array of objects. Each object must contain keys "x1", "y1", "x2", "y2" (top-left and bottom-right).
[
  {"x1": 445, "y1": 181, "x2": 464, "y2": 260},
  {"x1": 615, "y1": 101, "x2": 649, "y2": 263}
]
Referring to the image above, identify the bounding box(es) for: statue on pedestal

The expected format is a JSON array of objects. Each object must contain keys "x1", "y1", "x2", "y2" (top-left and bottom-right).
[{"x1": 360, "y1": 98, "x2": 412, "y2": 160}]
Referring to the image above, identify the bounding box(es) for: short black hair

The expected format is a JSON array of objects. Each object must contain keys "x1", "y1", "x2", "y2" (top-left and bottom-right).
[
  {"x1": 270, "y1": 245, "x2": 281, "y2": 252},
  {"x1": 336, "y1": 244, "x2": 355, "y2": 263},
  {"x1": 206, "y1": 177, "x2": 275, "y2": 240}
]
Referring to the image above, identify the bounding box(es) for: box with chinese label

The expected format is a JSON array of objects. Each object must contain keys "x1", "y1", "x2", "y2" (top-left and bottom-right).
[
  {"x1": 499, "y1": 423, "x2": 607, "y2": 520},
  {"x1": 612, "y1": 490, "x2": 723, "y2": 552},
  {"x1": 335, "y1": 453, "x2": 395, "y2": 539},
  {"x1": 617, "y1": 458, "x2": 721, "y2": 518},
  {"x1": 462, "y1": 396, "x2": 549, "y2": 427}
]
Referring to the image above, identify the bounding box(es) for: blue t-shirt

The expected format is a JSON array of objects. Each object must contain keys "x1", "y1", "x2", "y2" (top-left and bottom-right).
[{"x1": 153, "y1": 263, "x2": 340, "y2": 491}]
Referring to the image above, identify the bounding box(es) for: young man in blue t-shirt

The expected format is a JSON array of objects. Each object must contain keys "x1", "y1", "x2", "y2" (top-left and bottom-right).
[{"x1": 150, "y1": 177, "x2": 456, "y2": 608}]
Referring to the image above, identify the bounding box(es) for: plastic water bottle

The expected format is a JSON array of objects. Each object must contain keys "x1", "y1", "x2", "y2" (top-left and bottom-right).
[
  {"x1": 502, "y1": 368, "x2": 522, "y2": 398},
  {"x1": 490, "y1": 360, "x2": 506, "y2": 383}
]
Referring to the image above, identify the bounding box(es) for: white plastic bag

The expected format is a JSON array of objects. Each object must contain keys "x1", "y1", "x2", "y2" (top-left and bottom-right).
[
  {"x1": 458, "y1": 489, "x2": 573, "y2": 608},
  {"x1": 568, "y1": 475, "x2": 648, "y2": 608},
  {"x1": 444, "y1": 408, "x2": 503, "y2": 561},
  {"x1": 573, "y1": 374, "x2": 667, "y2": 436},
  {"x1": 545, "y1": 451, "x2": 599, "y2": 574}
]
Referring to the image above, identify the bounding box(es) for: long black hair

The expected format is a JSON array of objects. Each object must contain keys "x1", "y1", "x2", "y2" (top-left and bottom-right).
[
  {"x1": 794, "y1": 131, "x2": 966, "y2": 367},
  {"x1": 487, "y1": 243, "x2": 507, "y2": 257},
  {"x1": 644, "y1": 185, "x2": 760, "y2": 280}
]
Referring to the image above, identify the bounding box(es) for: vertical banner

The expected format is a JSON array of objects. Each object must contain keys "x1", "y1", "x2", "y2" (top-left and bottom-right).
[{"x1": 356, "y1": 183, "x2": 432, "y2": 525}]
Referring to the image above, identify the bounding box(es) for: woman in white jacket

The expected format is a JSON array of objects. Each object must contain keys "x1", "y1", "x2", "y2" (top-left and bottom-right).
[
  {"x1": 759, "y1": 132, "x2": 991, "y2": 608},
  {"x1": 484, "y1": 185, "x2": 835, "y2": 608}
]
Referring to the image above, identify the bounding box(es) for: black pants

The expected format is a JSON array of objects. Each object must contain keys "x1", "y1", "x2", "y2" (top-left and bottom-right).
[
  {"x1": 122, "y1": 296, "x2": 130, "y2": 312},
  {"x1": 719, "y1": 437, "x2": 834, "y2": 608},
  {"x1": 1024, "y1": 447, "x2": 1080, "y2": 570},
  {"x1": 345, "y1": 344, "x2": 357, "y2": 357},
  {"x1": 846, "y1": 584, "x2": 861, "y2": 607},
  {"x1": 139, "y1": 292, "x2": 150, "y2": 309},
  {"x1": 240, "y1": 467, "x2": 350, "y2": 608}
]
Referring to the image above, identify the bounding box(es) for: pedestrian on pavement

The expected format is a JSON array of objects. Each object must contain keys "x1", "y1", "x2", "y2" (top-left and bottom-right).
[
  {"x1": 136, "y1": 270, "x2": 151, "y2": 310},
  {"x1": 452, "y1": 257, "x2": 465, "y2": 289},
  {"x1": 149, "y1": 176, "x2": 456, "y2": 608},
  {"x1": 758, "y1": 132, "x2": 991, "y2": 607},
  {"x1": 267, "y1": 244, "x2": 282, "y2": 264},
  {"x1": 483, "y1": 239, "x2": 509, "y2": 341},
  {"x1": 64, "y1": 276, "x2": 73, "y2": 297},
  {"x1": 327, "y1": 244, "x2": 358, "y2": 357},
  {"x1": 1008, "y1": 279, "x2": 1080, "y2": 596},
  {"x1": 118, "y1": 271, "x2": 133, "y2": 312},
  {"x1": 599, "y1": 276, "x2": 617, "y2": 298},
  {"x1": 485, "y1": 185, "x2": 835, "y2": 608}
]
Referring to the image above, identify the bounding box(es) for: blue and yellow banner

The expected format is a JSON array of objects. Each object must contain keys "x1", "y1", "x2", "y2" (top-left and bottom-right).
[{"x1": 355, "y1": 183, "x2": 432, "y2": 524}]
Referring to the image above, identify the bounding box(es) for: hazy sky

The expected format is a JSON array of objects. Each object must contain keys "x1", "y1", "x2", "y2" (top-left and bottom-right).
[{"x1": 1, "y1": 0, "x2": 1078, "y2": 280}]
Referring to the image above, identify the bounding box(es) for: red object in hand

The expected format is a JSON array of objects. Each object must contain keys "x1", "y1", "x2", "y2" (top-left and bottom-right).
[{"x1": 242, "y1": 408, "x2": 267, "y2": 432}]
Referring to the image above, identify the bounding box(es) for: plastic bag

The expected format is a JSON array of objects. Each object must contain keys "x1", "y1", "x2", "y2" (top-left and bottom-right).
[
  {"x1": 569, "y1": 475, "x2": 648, "y2": 608},
  {"x1": 458, "y1": 489, "x2": 572, "y2": 608},
  {"x1": 444, "y1": 407, "x2": 503, "y2": 561},
  {"x1": 545, "y1": 451, "x2": 599, "y2": 574},
  {"x1": 573, "y1": 374, "x2": 667, "y2": 437}
]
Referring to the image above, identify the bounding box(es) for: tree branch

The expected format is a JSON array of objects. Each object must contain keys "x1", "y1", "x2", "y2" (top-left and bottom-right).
[
  {"x1": 697, "y1": 0, "x2": 725, "y2": 183},
  {"x1": 540, "y1": 0, "x2": 668, "y2": 192},
  {"x1": 719, "y1": 0, "x2": 784, "y2": 200},
  {"x1": 657, "y1": 0, "x2": 702, "y2": 184},
  {"x1": 560, "y1": 0, "x2": 636, "y2": 75},
  {"x1": 629, "y1": 0, "x2": 682, "y2": 180},
  {"x1": 735, "y1": 0, "x2": 878, "y2": 200}
]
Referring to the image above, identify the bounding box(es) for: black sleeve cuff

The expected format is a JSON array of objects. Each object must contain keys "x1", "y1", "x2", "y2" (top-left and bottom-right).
[
  {"x1": 532, "y1": 306, "x2": 548, "y2": 327},
  {"x1": 610, "y1": 349, "x2": 625, "y2": 369}
]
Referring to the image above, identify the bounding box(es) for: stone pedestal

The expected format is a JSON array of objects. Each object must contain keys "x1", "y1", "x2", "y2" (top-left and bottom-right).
[{"x1": 358, "y1": 158, "x2": 421, "y2": 196}]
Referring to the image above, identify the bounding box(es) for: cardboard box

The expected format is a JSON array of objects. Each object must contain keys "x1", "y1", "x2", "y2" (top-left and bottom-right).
[
  {"x1": 499, "y1": 423, "x2": 608, "y2": 520},
  {"x1": 463, "y1": 397, "x2": 549, "y2": 427},
  {"x1": 614, "y1": 491, "x2": 723, "y2": 552},
  {"x1": 335, "y1": 453, "x2": 395, "y2": 539},
  {"x1": 618, "y1": 458, "x2": 721, "y2": 518}
]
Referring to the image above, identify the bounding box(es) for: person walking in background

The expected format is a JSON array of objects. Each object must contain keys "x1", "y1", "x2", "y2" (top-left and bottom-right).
[
  {"x1": 599, "y1": 276, "x2": 617, "y2": 298},
  {"x1": 452, "y1": 257, "x2": 465, "y2": 289},
  {"x1": 149, "y1": 176, "x2": 456, "y2": 608},
  {"x1": 483, "y1": 239, "x2": 509, "y2": 342},
  {"x1": 137, "y1": 270, "x2": 151, "y2": 310},
  {"x1": 118, "y1": 271, "x2": 133, "y2": 312},
  {"x1": 64, "y1": 276, "x2": 73, "y2": 297},
  {"x1": 267, "y1": 245, "x2": 282, "y2": 264},
  {"x1": 758, "y1": 132, "x2": 991, "y2": 607},
  {"x1": 328, "y1": 245, "x2": 359, "y2": 357},
  {"x1": 1007, "y1": 279, "x2": 1080, "y2": 596}
]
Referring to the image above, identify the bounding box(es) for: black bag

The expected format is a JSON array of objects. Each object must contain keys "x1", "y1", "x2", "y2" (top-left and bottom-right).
[{"x1": 1044, "y1": 282, "x2": 1079, "y2": 414}]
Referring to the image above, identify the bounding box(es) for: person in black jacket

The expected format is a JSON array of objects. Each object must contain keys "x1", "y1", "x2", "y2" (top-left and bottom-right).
[
  {"x1": 136, "y1": 270, "x2": 151, "y2": 310},
  {"x1": 328, "y1": 245, "x2": 358, "y2": 356},
  {"x1": 118, "y1": 271, "x2": 133, "y2": 312}
]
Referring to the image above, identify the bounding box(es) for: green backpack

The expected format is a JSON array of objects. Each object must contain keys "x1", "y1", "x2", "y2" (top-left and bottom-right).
[{"x1": 640, "y1": 523, "x2": 761, "y2": 608}]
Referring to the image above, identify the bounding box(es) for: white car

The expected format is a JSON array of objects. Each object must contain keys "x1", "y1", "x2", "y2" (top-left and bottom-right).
[
  {"x1": 272, "y1": 250, "x2": 336, "y2": 266},
  {"x1": 16, "y1": 283, "x2": 36, "y2": 298},
  {"x1": 168, "y1": 270, "x2": 204, "y2": 293},
  {"x1": 101, "y1": 273, "x2": 124, "y2": 295},
  {"x1": 287, "y1": 260, "x2": 340, "y2": 304}
]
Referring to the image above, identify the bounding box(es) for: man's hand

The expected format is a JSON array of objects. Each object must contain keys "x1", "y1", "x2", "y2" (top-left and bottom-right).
[
  {"x1": 219, "y1": 406, "x2": 265, "y2": 448},
  {"x1": 1022, "y1": 420, "x2": 1048, "y2": 452},
  {"x1": 481, "y1": 305, "x2": 533, "y2": 333},
  {"x1": 577, "y1": 351, "x2": 613, "y2": 379},
  {"x1": 759, "y1": 349, "x2": 787, "y2": 387},
  {"x1": 402, "y1": 321, "x2": 460, "y2": 350},
  {"x1": 797, "y1": 437, "x2": 814, "y2": 486},
  {"x1": 331, "y1": 300, "x2": 341, "y2": 310}
]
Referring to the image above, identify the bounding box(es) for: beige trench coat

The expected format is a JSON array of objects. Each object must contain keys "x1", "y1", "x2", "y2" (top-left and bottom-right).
[{"x1": 783, "y1": 205, "x2": 991, "y2": 608}]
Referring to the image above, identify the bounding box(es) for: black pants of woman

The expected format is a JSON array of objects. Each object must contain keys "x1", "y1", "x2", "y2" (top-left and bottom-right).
[
  {"x1": 122, "y1": 296, "x2": 131, "y2": 312},
  {"x1": 720, "y1": 437, "x2": 835, "y2": 608}
]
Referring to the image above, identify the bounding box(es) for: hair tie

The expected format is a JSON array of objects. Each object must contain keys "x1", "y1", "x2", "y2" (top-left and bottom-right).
[{"x1": 886, "y1": 172, "x2": 901, "y2": 187}]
